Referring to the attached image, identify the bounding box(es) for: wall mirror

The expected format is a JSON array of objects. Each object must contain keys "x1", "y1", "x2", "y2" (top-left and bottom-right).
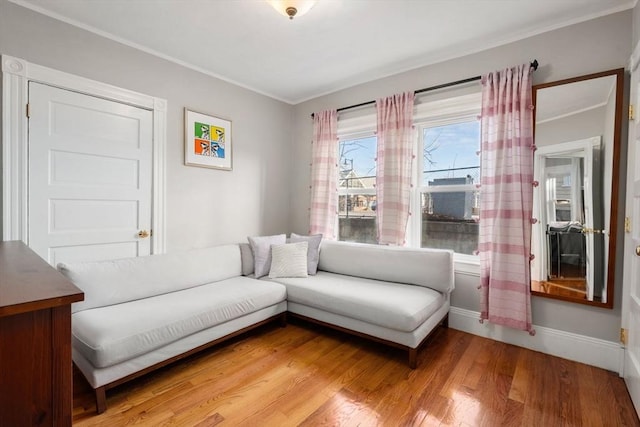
[{"x1": 531, "y1": 68, "x2": 624, "y2": 308}]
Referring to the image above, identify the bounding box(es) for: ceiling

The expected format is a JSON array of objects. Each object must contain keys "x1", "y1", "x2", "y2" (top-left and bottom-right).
[{"x1": 9, "y1": 0, "x2": 635, "y2": 104}]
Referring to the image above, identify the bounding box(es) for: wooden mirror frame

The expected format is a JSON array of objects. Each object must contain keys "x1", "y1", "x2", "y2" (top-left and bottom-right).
[{"x1": 531, "y1": 68, "x2": 624, "y2": 308}]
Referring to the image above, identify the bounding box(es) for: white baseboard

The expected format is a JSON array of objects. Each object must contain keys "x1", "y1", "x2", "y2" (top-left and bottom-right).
[{"x1": 449, "y1": 307, "x2": 623, "y2": 374}]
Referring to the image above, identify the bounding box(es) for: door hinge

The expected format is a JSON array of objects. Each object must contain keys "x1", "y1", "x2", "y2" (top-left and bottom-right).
[
  {"x1": 630, "y1": 104, "x2": 635, "y2": 121},
  {"x1": 626, "y1": 217, "x2": 632, "y2": 233},
  {"x1": 26, "y1": 103, "x2": 30, "y2": 118},
  {"x1": 621, "y1": 328, "x2": 628, "y2": 345}
]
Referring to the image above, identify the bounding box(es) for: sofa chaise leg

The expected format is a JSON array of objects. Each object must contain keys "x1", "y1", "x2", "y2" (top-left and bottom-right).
[
  {"x1": 441, "y1": 314, "x2": 449, "y2": 328},
  {"x1": 408, "y1": 348, "x2": 418, "y2": 369},
  {"x1": 279, "y1": 312, "x2": 287, "y2": 327},
  {"x1": 95, "y1": 386, "x2": 107, "y2": 414}
]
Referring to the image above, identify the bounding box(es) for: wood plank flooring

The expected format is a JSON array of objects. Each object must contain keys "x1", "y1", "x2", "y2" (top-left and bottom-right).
[{"x1": 72, "y1": 320, "x2": 640, "y2": 426}]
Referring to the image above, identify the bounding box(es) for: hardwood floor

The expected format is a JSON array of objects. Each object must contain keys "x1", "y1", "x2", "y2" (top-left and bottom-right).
[{"x1": 72, "y1": 320, "x2": 640, "y2": 426}]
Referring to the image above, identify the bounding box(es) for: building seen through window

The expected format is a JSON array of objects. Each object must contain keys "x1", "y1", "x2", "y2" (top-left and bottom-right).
[
  {"x1": 419, "y1": 120, "x2": 480, "y2": 255},
  {"x1": 338, "y1": 136, "x2": 377, "y2": 243}
]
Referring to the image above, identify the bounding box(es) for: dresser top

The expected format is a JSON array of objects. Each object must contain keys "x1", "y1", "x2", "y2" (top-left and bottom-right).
[{"x1": 0, "y1": 241, "x2": 84, "y2": 317}]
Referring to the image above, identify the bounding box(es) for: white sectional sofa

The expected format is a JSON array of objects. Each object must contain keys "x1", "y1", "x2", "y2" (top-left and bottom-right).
[{"x1": 59, "y1": 239, "x2": 453, "y2": 413}]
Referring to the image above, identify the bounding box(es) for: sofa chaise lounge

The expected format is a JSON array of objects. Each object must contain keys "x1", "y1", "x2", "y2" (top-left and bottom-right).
[{"x1": 274, "y1": 240, "x2": 454, "y2": 369}]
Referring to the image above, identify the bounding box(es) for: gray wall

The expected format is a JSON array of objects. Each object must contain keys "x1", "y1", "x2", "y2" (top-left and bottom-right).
[
  {"x1": 0, "y1": 0, "x2": 294, "y2": 252},
  {"x1": 291, "y1": 11, "x2": 632, "y2": 342}
]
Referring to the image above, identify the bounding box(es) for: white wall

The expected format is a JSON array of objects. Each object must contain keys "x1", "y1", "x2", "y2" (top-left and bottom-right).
[
  {"x1": 291, "y1": 11, "x2": 632, "y2": 342},
  {"x1": 0, "y1": 0, "x2": 294, "y2": 252}
]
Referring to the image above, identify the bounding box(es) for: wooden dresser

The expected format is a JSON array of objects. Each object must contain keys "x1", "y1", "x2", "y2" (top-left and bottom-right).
[{"x1": 0, "y1": 241, "x2": 84, "y2": 427}]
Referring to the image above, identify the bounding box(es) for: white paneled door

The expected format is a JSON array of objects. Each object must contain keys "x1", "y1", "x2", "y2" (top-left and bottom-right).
[
  {"x1": 623, "y1": 65, "x2": 640, "y2": 418},
  {"x1": 28, "y1": 82, "x2": 153, "y2": 265}
]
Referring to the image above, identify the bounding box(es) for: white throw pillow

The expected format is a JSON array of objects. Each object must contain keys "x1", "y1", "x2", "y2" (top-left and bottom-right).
[
  {"x1": 269, "y1": 241, "x2": 309, "y2": 279},
  {"x1": 248, "y1": 234, "x2": 286, "y2": 278},
  {"x1": 289, "y1": 233, "x2": 323, "y2": 275}
]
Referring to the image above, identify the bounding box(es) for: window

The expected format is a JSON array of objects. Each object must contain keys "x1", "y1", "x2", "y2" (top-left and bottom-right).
[
  {"x1": 415, "y1": 120, "x2": 480, "y2": 255},
  {"x1": 334, "y1": 92, "x2": 481, "y2": 256},
  {"x1": 337, "y1": 135, "x2": 377, "y2": 243}
]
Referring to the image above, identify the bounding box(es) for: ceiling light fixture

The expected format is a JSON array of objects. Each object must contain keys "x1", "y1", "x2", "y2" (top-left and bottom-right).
[{"x1": 267, "y1": 0, "x2": 318, "y2": 20}]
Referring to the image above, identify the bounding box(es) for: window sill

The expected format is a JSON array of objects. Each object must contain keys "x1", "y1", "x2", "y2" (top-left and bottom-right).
[{"x1": 454, "y1": 253, "x2": 480, "y2": 276}]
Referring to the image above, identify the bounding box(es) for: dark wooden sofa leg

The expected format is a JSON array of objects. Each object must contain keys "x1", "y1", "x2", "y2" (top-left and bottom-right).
[
  {"x1": 408, "y1": 348, "x2": 418, "y2": 369},
  {"x1": 279, "y1": 312, "x2": 287, "y2": 328},
  {"x1": 407, "y1": 314, "x2": 449, "y2": 369},
  {"x1": 95, "y1": 386, "x2": 107, "y2": 414},
  {"x1": 442, "y1": 314, "x2": 449, "y2": 328}
]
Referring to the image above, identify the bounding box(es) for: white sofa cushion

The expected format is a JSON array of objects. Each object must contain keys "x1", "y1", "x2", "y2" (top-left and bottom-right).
[
  {"x1": 73, "y1": 302, "x2": 288, "y2": 389},
  {"x1": 72, "y1": 276, "x2": 287, "y2": 368},
  {"x1": 287, "y1": 301, "x2": 449, "y2": 349},
  {"x1": 317, "y1": 241, "x2": 454, "y2": 294},
  {"x1": 269, "y1": 242, "x2": 308, "y2": 278},
  {"x1": 273, "y1": 272, "x2": 444, "y2": 332},
  {"x1": 60, "y1": 245, "x2": 242, "y2": 313}
]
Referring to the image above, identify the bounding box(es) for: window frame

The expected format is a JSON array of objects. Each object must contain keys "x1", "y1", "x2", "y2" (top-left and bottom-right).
[{"x1": 409, "y1": 93, "x2": 481, "y2": 262}]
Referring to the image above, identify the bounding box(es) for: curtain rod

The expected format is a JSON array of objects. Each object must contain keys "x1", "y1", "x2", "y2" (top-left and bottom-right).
[{"x1": 311, "y1": 60, "x2": 539, "y2": 118}]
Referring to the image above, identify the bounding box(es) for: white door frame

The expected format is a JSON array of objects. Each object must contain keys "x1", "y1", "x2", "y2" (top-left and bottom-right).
[
  {"x1": 622, "y1": 42, "x2": 640, "y2": 392},
  {"x1": 1, "y1": 55, "x2": 166, "y2": 254}
]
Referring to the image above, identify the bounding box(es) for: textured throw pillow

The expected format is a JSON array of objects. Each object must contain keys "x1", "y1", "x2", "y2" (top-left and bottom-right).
[
  {"x1": 269, "y1": 241, "x2": 309, "y2": 279},
  {"x1": 289, "y1": 233, "x2": 323, "y2": 275},
  {"x1": 238, "y1": 243, "x2": 255, "y2": 276},
  {"x1": 248, "y1": 234, "x2": 286, "y2": 278}
]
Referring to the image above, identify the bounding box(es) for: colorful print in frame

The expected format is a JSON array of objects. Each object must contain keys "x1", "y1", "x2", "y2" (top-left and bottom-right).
[{"x1": 185, "y1": 108, "x2": 232, "y2": 170}]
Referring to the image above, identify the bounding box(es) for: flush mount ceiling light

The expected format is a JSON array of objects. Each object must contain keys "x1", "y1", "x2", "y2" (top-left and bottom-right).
[{"x1": 267, "y1": 0, "x2": 318, "y2": 20}]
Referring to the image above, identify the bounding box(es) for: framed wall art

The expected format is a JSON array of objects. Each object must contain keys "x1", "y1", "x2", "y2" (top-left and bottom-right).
[{"x1": 184, "y1": 108, "x2": 233, "y2": 170}]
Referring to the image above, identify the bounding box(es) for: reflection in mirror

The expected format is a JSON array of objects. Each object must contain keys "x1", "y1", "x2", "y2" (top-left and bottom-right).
[{"x1": 531, "y1": 69, "x2": 623, "y2": 308}]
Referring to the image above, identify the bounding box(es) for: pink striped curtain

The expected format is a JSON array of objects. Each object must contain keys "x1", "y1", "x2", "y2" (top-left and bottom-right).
[
  {"x1": 479, "y1": 64, "x2": 535, "y2": 334},
  {"x1": 309, "y1": 109, "x2": 338, "y2": 239},
  {"x1": 376, "y1": 91, "x2": 415, "y2": 245}
]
